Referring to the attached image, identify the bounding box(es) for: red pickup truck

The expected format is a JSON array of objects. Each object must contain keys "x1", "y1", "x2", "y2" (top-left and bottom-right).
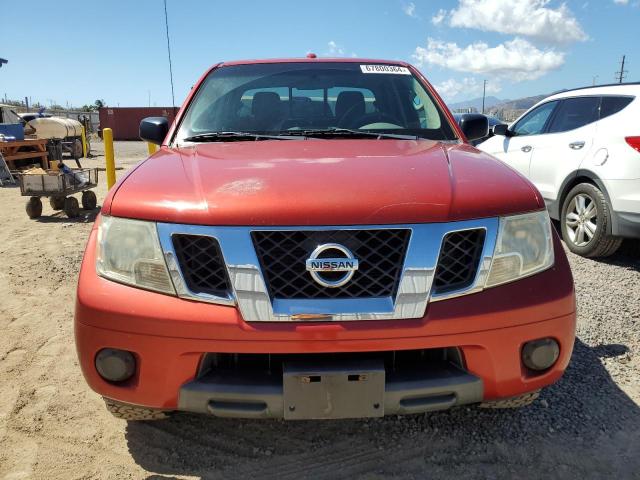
[{"x1": 75, "y1": 58, "x2": 576, "y2": 421}]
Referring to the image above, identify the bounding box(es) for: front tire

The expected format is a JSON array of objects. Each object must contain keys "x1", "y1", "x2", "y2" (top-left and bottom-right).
[
  {"x1": 561, "y1": 183, "x2": 622, "y2": 257},
  {"x1": 479, "y1": 390, "x2": 540, "y2": 409},
  {"x1": 103, "y1": 398, "x2": 169, "y2": 421}
]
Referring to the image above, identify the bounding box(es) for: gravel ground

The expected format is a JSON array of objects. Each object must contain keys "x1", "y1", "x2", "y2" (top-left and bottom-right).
[{"x1": 0, "y1": 141, "x2": 639, "y2": 479}]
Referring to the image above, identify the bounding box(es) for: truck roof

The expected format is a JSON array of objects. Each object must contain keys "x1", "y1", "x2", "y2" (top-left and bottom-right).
[{"x1": 219, "y1": 57, "x2": 412, "y2": 67}]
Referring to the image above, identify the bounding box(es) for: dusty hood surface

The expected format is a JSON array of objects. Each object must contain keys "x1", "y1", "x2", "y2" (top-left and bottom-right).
[{"x1": 107, "y1": 139, "x2": 542, "y2": 225}]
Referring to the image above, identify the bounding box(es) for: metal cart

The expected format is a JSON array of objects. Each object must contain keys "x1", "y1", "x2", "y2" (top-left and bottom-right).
[{"x1": 16, "y1": 168, "x2": 99, "y2": 219}]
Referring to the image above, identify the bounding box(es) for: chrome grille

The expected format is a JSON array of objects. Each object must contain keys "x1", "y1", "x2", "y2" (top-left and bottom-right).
[
  {"x1": 251, "y1": 229, "x2": 411, "y2": 299},
  {"x1": 172, "y1": 234, "x2": 231, "y2": 297},
  {"x1": 433, "y1": 229, "x2": 486, "y2": 294}
]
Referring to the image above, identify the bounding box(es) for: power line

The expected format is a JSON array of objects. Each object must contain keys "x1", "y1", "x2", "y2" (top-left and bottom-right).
[
  {"x1": 481, "y1": 79, "x2": 487, "y2": 114},
  {"x1": 163, "y1": 0, "x2": 176, "y2": 113},
  {"x1": 615, "y1": 55, "x2": 627, "y2": 84}
]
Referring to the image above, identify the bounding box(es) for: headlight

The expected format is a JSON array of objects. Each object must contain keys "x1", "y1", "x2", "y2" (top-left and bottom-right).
[
  {"x1": 485, "y1": 210, "x2": 554, "y2": 288},
  {"x1": 96, "y1": 216, "x2": 175, "y2": 294}
]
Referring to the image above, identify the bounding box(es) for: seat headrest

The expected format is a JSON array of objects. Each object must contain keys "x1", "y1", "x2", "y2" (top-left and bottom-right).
[
  {"x1": 335, "y1": 91, "x2": 365, "y2": 119},
  {"x1": 252, "y1": 92, "x2": 282, "y2": 116}
]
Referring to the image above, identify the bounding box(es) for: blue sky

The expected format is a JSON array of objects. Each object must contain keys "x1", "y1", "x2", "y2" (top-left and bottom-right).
[{"x1": 1, "y1": 0, "x2": 638, "y2": 108}]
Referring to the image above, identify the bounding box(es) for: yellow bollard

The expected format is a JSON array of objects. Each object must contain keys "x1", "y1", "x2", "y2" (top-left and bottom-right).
[
  {"x1": 103, "y1": 128, "x2": 116, "y2": 189},
  {"x1": 81, "y1": 126, "x2": 88, "y2": 158},
  {"x1": 147, "y1": 142, "x2": 158, "y2": 155}
]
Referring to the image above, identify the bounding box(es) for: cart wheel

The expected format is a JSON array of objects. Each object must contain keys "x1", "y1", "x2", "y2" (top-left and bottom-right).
[
  {"x1": 81, "y1": 190, "x2": 97, "y2": 210},
  {"x1": 26, "y1": 197, "x2": 43, "y2": 219},
  {"x1": 64, "y1": 196, "x2": 80, "y2": 218},
  {"x1": 49, "y1": 196, "x2": 65, "y2": 210}
]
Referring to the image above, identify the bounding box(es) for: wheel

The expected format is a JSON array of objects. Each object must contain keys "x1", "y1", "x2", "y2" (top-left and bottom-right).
[
  {"x1": 26, "y1": 197, "x2": 42, "y2": 219},
  {"x1": 104, "y1": 397, "x2": 169, "y2": 421},
  {"x1": 479, "y1": 390, "x2": 540, "y2": 409},
  {"x1": 72, "y1": 138, "x2": 83, "y2": 159},
  {"x1": 49, "y1": 196, "x2": 65, "y2": 210},
  {"x1": 561, "y1": 183, "x2": 622, "y2": 257},
  {"x1": 63, "y1": 196, "x2": 80, "y2": 218},
  {"x1": 81, "y1": 190, "x2": 97, "y2": 210}
]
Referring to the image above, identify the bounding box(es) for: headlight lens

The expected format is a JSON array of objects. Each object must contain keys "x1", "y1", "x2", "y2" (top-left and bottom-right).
[
  {"x1": 486, "y1": 210, "x2": 554, "y2": 287},
  {"x1": 96, "y1": 216, "x2": 175, "y2": 294}
]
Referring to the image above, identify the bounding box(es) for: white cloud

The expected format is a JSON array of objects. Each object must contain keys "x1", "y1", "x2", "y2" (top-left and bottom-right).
[
  {"x1": 432, "y1": 9, "x2": 447, "y2": 25},
  {"x1": 413, "y1": 37, "x2": 565, "y2": 82},
  {"x1": 326, "y1": 41, "x2": 345, "y2": 56},
  {"x1": 402, "y1": 2, "x2": 417, "y2": 17},
  {"x1": 325, "y1": 41, "x2": 358, "y2": 58},
  {"x1": 613, "y1": 0, "x2": 628, "y2": 4},
  {"x1": 435, "y1": 77, "x2": 501, "y2": 100},
  {"x1": 445, "y1": 0, "x2": 587, "y2": 44}
]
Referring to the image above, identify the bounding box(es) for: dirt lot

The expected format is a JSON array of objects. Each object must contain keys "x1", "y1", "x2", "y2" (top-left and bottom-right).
[{"x1": 1, "y1": 141, "x2": 639, "y2": 479}]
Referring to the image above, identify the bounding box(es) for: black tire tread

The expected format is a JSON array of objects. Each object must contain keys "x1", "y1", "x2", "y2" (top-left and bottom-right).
[
  {"x1": 479, "y1": 390, "x2": 540, "y2": 409},
  {"x1": 81, "y1": 190, "x2": 97, "y2": 210},
  {"x1": 26, "y1": 197, "x2": 42, "y2": 219},
  {"x1": 104, "y1": 397, "x2": 169, "y2": 421},
  {"x1": 63, "y1": 196, "x2": 80, "y2": 218},
  {"x1": 49, "y1": 196, "x2": 65, "y2": 210}
]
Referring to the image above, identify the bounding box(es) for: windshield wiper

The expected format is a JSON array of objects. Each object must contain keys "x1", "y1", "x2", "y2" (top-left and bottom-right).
[
  {"x1": 183, "y1": 131, "x2": 302, "y2": 142},
  {"x1": 284, "y1": 128, "x2": 418, "y2": 140}
]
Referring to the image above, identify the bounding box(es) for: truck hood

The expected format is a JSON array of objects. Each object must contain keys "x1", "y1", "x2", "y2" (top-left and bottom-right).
[{"x1": 106, "y1": 140, "x2": 543, "y2": 225}]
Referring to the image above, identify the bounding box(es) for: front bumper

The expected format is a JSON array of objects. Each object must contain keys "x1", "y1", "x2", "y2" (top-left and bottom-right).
[
  {"x1": 178, "y1": 360, "x2": 483, "y2": 419},
  {"x1": 75, "y1": 230, "x2": 576, "y2": 414}
]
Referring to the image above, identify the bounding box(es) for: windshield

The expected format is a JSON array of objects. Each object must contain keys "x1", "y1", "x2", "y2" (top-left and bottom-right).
[{"x1": 175, "y1": 62, "x2": 457, "y2": 142}]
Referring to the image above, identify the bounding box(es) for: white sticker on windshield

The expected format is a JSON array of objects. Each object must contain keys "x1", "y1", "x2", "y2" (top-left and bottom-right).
[{"x1": 360, "y1": 65, "x2": 411, "y2": 75}]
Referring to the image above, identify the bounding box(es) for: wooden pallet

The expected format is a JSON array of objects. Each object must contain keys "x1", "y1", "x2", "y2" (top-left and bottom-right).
[{"x1": 0, "y1": 138, "x2": 49, "y2": 170}]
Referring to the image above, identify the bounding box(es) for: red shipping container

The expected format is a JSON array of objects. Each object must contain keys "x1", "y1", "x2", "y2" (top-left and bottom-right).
[{"x1": 98, "y1": 107, "x2": 177, "y2": 140}]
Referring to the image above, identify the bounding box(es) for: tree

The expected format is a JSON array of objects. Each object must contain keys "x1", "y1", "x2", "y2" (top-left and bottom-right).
[{"x1": 94, "y1": 99, "x2": 106, "y2": 110}]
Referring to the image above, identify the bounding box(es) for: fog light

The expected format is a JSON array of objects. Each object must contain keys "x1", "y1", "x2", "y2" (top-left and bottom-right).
[
  {"x1": 95, "y1": 348, "x2": 136, "y2": 382},
  {"x1": 522, "y1": 338, "x2": 559, "y2": 371}
]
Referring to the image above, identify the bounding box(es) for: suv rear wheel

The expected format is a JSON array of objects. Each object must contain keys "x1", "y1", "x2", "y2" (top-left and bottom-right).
[{"x1": 561, "y1": 183, "x2": 622, "y2": 257}]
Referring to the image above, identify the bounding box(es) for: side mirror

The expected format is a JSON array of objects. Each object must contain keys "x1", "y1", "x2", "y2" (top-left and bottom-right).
[
  {"x1": 140, "y1": 117, "x2": 169, "y2": 145},
  {"x1": 492, "y1": 123, "x2": 512, "y2": 137},
  {"x1": 457, "y1": 113, "x2": 489, "y2": 142}
]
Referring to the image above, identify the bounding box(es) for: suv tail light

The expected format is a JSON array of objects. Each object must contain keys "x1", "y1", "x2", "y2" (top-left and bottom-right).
[{"x1": 626, "y1": 136, "x2": 640, "y2": 153}]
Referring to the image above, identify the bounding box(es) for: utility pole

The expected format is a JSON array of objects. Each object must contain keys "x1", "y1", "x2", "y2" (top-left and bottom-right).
[
  {"x1": 615, "y1": 55, "x2": 627, "y2": 84},
  {"x1": 592, "y1": 75, "x2": 598, "y2": 86},
  {"x1": 481, "y1": 79, "x2": 487, "y2": 114}
]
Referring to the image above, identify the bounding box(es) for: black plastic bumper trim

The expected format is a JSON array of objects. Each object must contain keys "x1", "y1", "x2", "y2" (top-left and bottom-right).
[{"x1": 178, "y1": 363, "x2": 483, "y2": 419}]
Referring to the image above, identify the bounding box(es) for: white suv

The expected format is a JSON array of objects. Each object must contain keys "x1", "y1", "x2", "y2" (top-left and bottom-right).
[{"x1": 478, "y1": 84, "x2": 640, "y2": 257}]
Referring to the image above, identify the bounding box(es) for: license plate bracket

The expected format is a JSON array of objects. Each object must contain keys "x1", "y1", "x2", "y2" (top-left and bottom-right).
[{"x1": 283, "y1": 359, "x2": 385, "y2": 420}]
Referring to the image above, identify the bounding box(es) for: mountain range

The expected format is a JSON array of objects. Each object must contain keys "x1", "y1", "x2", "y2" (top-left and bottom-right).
[
  {"x1": 447, "y1": 96, "x2": 506, "y2": 112},
  {"x1": 447, "y1": 92, "x2": 557, "y2": 115}
]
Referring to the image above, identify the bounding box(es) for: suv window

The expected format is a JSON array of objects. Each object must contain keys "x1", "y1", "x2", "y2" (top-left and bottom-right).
[
  {"x1": 512, "y1": 101, "x2": 558, "y2": 136},
  {"x1": 600, "y1": 96, "x2": 634, "y2": 120},
  {"x1": 547, "y1": 97, "x2": 599, "y2": 133}
]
